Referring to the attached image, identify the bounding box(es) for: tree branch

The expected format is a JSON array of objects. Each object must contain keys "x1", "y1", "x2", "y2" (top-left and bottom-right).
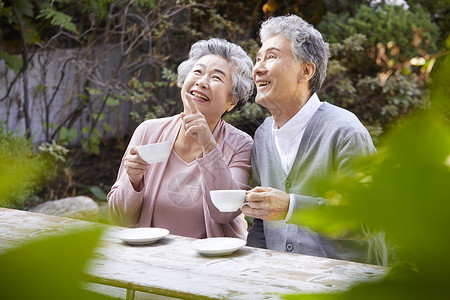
[{"x1": 12, "y1": 1, "x2": 31, "y2": 137}]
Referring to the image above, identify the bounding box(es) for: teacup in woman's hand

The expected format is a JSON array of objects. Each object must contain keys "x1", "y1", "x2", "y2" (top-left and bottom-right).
[
  {"x1": 210, "y1": 190, "x2": 246, "y2": 212},
  {"x1": 136, "y1": 141, "x2": 171, "y2": 164}
]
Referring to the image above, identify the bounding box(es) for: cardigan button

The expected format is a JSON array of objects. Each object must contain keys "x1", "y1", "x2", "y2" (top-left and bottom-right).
[
  {"x1": 285, "y1": 179, "x2": 292, "y2": 188},
  {"x1": 286, "y1": 243, "x2": 293, "y2": 252}
]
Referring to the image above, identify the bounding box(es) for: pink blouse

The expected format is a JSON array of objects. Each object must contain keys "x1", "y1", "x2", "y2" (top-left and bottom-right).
[
  {"x1": 107, "y1": 114, "x2": 253, "y2": 240},
  {"x1": 151, "y1": 150, "x2": 206, "y2": 238}
]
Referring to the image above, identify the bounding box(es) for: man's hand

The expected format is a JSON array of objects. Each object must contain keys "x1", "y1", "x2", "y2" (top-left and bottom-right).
[
  {"x1": 124, "y1": 146, "x2": 148, "y2": 191},
  {"x1": 180, "y1": 93, "x2": 217, "y2": 154},
  {"x1": 242, "y1": 186, "x2": 290, "y2": 221}
]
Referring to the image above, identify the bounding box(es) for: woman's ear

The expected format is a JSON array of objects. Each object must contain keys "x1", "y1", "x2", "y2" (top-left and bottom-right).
[
  {"x1": 226, "y1": 97, "x2": 237, "y2": 112},
  {"x1": 227, "y1": 102, "x2": 237, "y2": 112},
  {"x1": 298, "y1": 62, "x2": 316, "y2": 83}
]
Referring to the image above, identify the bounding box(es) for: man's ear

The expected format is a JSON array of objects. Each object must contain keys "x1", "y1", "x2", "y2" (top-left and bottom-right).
[{"x1": 298, "y1": 62, "x2": 316, "y2": 83}]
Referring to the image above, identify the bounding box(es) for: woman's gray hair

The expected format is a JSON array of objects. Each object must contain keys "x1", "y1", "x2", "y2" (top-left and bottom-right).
[
  {"x1": 259, "y1": 15, "x2": 330, "y2": 94},
  {"x1": 177, "y1": 38, "x2": 254, "y2": 112}
]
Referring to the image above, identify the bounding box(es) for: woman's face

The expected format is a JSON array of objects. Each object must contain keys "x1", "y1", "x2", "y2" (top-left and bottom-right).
[{"x1": 181, "y1": 54, "x2": 235, "y2": 121}]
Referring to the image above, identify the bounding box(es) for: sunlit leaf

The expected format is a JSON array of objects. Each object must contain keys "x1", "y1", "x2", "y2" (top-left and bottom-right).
[{"x1": 262, "y1": 0, "x2": 279, "y2": 15}]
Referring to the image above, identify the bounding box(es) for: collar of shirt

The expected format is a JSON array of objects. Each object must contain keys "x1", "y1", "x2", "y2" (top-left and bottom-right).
[{"x1": 271, "y1": 93, "x2": 322, "y2": 175}]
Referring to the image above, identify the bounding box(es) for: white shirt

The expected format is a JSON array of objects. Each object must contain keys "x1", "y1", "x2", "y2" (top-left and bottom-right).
[{"x1": 271, "y1": 93, "x2": 322, "y2": 221}]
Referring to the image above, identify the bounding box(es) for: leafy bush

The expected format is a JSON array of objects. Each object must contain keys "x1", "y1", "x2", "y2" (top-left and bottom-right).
[
  {"x1": 318, "y1": 3, "x2": 440, "y2": 140},
  {"x1": 0, "y1": 124, "x2": 51, "y2": 208},
  {"x1": 319, "y1": 4, "x2": 439, "y2": 63}
]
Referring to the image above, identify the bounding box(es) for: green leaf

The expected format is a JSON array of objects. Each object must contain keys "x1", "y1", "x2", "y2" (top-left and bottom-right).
[
  {"x1": 42, "y1": 122, "x2": 57, "y2": 130},
  {"x1": 37, "y1": 6, "x2": 79, "y2": 35},
  {"x1": 58, "y1": 127, "x2": 78, "y2": 144},
  {"x1": 16, "y1": 0, "x2": 34, "y2": 18},
  {"x1": 136, "y1": 0, "x2": 157, "y2": 9},
  {"x1": 82, "y1": 126, "x2": 90, "y2": 134},
  {"x1": 78, "y1": 94, "x2": 90, "y2": 100},
  {"x1": 155, "y1": 81, "x2": 168, "y2": 87},
  {"x1": 92, "y1": 112, "x2": 105, "y2": 121},
  {"x1": 0, "y1": 52, "x2": 23, "y2": 72},
  {"x1": 91, "y1": 144, "x2": 100, "y2": 155},
  {"x1": 161, "y1": 67, "x2": 178, "y2": 82},
  {"x1": 85, "y1": 87, "x2": 102, "y2": 95},
  {"x1": 89, "y1": 186, "x2": 107, "y2": 201},
  {"x1": 105, "y1": 97, "x2": 120, "y2": 107},
  {"x1": 35, "y1": 84, "x2": 45, "y2": 93},
  {"x1": 103, "y1": 122, "x2": 113, "y2": 133},
  {"x1": 92, "y1": 128, "x2": 101, "y2": 138}
]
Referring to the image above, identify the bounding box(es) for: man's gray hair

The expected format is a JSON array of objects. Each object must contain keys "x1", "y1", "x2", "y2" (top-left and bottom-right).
[
  {"x1": 259, "y1": 15, "x2": 329, "y2": 94},
  {"x1": 177, "y1": 38, "x2": 254, "y2": 111}
]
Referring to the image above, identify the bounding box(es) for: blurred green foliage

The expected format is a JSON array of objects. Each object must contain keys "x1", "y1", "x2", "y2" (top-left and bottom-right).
[
  {"x1": 0, "y1": 226, "x2": 113, "y2": 300},
  {"x1": 287, "y1": 54, "x2": 450, "y2": 299},
  {"x1": 0, "y1": 124, "x2": 51, "y2": 207}
]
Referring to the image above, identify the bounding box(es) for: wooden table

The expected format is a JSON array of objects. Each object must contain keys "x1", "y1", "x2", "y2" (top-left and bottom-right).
[{"x1": 0, "y1": 208, "x2": 387, "y2": 299}]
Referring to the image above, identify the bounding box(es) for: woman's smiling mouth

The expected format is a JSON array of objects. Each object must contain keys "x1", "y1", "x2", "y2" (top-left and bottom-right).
[{"x1": 190, "y1": 90, "x2": 210, "y2": 101}]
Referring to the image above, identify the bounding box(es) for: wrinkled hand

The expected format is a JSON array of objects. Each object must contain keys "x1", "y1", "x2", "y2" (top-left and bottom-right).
[
  {"x1": 242, "y1": 187, "x2": 290, "y2": 221},
  {"x1": 180, "y1": 93, "x2": 217, "y2": 155},
  {"x1": 124, "y1": 146, "x2": 148, "y2": 191}
]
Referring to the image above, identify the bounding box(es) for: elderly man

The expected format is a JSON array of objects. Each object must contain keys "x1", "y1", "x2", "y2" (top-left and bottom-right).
[{"x1": 242, "y1": 15, "x2": 387, "y2": 265}]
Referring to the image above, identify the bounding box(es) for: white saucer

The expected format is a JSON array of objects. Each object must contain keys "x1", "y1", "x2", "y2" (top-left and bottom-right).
[
  {"x1": 116, "y1": 228, "x2": 169, "y2": 245},
  {"x1": 190, "y1": 237, "x2": 246, "y2": 256}
]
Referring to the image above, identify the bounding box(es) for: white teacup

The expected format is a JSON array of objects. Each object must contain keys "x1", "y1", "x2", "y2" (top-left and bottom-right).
[
  {"x1": 210, "y1": 190, "x2": 246, "y2": 212},
  {"x1": 136, "y1": 141, "x2": 171, "y2": 164}
]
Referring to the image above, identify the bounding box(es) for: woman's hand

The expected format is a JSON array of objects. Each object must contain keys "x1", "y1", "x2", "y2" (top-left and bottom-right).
[
  {"x1": 124, "y1": 146, "x2": 148, "y2": 191},
  {"x1": 180, "y1": 93, "x2": 217, "y2": 154}
]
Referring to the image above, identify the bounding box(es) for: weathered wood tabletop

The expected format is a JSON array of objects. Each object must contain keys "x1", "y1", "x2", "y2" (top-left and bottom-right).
[{"x1": 0, "y1": 207, "x2": 387, "y2": 299}]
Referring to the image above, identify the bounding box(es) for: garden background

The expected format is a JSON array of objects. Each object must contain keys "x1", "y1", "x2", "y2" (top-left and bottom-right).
[{"x1": 1, "y1": 0, "x2": 449, "y2": 299}]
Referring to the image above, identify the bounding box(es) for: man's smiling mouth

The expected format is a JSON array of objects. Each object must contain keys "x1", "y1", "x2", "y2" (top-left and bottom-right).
[{"x1": 257, "y1": 81, "x2": 271, "y2": 87}]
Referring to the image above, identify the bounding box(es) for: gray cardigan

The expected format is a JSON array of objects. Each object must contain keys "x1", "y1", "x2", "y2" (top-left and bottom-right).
[{"x1": 247, "y1": 102, "x2": 388, "y2": 266}]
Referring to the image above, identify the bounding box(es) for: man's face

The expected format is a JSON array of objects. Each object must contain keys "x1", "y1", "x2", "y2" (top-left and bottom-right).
[{"x1": 253, "y1": 35, "x2": 303, "y2": 114}]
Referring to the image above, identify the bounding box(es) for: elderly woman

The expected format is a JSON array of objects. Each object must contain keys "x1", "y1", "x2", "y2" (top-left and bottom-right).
[{"x1": 108, "y1": 38, "x2": 254, "y2": 240}]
